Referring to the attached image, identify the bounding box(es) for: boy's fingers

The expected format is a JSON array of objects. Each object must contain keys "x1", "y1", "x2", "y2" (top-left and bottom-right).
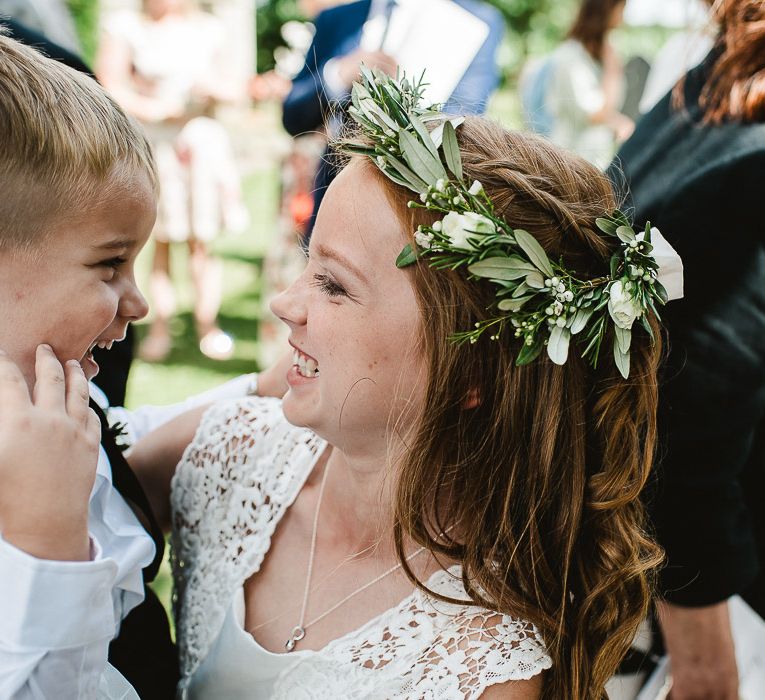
[
  {"x1": 86, "y1": 406, "x2": 102, "y2": 445},
  {"x1": 64, "y1": 360, "x2": 91, "y2": 425},
  {"x1": 32, "y1": 344, "x2": 66, "y2": 411},
  {"x1": 0, "y1": 350, "x2": 31, "y2": 409}
]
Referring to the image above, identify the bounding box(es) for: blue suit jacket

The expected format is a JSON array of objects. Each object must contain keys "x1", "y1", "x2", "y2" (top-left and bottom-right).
[
  {"x1": 282, "y1": 0, "x2": 504, "y2": 237},
  {"x1": 283, "y1": 0, "x2": 504, "y2": 136}
]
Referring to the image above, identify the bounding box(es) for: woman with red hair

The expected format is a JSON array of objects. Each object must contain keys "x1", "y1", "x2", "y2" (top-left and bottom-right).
[{"x1": 612, "y1": 1, "x2": 765, "y2": 697}]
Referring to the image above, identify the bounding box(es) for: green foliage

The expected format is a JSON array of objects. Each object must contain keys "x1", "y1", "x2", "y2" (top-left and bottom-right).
[
  {"x1": 345, "y1": 69, "x2": 668, "y2": 376},
  {"x1": 66, "y1": 0, "x2": 100, "y2": 66},
  {"x1": 485, "y1": 0, "x2": 578, "y2": 73},
  {"x1": 255, "y1": 0, "x2": 306, "y2": 73}
]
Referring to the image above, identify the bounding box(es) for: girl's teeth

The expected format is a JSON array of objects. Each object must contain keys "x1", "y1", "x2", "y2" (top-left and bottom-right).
[{"x1": 292, "y1": 347, "x2": 319, "y2": 378}]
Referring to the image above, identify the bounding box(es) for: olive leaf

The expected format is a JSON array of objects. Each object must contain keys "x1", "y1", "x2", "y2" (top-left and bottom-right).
[
  {"x1": 516, "y1": 336, "x2": 544, "y2": 365},
  {"x1": 614, "y1": 325, "x2": 631, "y2": 354},
  {"x1": 525, "y1": 271, "x2": 546, "y2": 289},
  {"x1": 547, "y1": 326, "x2": 571, "y2": 365},
  {"x1": 396, "y1": 244, "x2": 418, "y2": 268},
  {"x1": 653, "y1": 280, "x2": 669, "y2": 304},
  {"x1": 596, "y1": 217, "x2": 618, "y2": 235},
  {"x1": 613, "y1": 338, "x2": 630, "y2": 379},
  {"x1": 399, "y1": 129, "x2": 446, "y2": 185},
  {"x1": 430, "y1": 117, "x2": 465, "y2": 149},
  {"x1": 440, "y1": 120, "x2": 463, "y2": 180},
  {"x1": 513, "y1": 229, "x2": 554, "y2": 277},
  {"x1": 409, "y1": 113, "x2": 440, "y2": 162},
  {"x1": 616, "y1": 225, "x2": 636, "y2": 244},
  {"x1": 469, "y1": 258, "x2": 532, "y2": 281},
  {"x1": 570, "y1": 307, "x2": 594, "y2": 335},
  {"x1": 384, "y1": 153, "x2": 429, "y2": 192},
  {"x1": 498, "y1": 296, "x2": 533, "y2": 312},
  {"x1": 512, "y1": 281, "x2": 530, "y2": 298}
]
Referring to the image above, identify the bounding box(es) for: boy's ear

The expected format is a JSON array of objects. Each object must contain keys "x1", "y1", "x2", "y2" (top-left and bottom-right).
[{"x1": 462, "y1": 388, "x2": 481, "y2": 410}]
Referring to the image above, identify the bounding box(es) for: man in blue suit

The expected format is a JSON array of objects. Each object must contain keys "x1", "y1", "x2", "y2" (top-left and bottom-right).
[{"x1": 282, "y1": 0, "x2": 504, "y2": 239}]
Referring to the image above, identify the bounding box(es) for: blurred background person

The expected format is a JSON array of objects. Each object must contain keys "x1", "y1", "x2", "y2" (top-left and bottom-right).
[
  {"x1": 638, "y1": 0, "x2": 715, "y2": 114},
  {"x1": 544, "y1": 0, "x2": 634, "y2": 167},
  {"x1": 281, "y1": 0, "x2": 505, "y2": 240},
  {"x1": 0, "y1": 0, "x2": 82, "y2": 54},
  {"x1": 610, "y1": 0, "x2": 765, "y2": 697},
  {"x1": 98, "y1": 0, "x2": 248, "y2": 363}
]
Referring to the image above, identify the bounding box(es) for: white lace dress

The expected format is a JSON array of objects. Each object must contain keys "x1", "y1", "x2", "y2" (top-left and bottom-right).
[{"x1": 171, "y1": 397, "x2": 552, "y2": 698}]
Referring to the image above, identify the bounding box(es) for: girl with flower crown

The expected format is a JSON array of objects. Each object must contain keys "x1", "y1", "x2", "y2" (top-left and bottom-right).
[{"x1": 130, "y1": 72, "x2": 682, "y2": 698}]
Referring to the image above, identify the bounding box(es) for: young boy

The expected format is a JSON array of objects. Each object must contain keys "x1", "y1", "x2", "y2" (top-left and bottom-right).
[{"x1": 0, "y1": 33, "x2": 270, "y2": 699}]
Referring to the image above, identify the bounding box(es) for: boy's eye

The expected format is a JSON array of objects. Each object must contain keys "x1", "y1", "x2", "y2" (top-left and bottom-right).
[
  {"x1": 100, "y1": 256, "x2": 127, "y2": 270},
  {"x1": 311, "y1": 273, "x2": 346, "y2": 298}
]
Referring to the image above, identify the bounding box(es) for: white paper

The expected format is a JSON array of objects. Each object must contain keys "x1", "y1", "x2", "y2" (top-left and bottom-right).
[{"x1": 361, "y1": 0, "x2": 489, "y2": 105}]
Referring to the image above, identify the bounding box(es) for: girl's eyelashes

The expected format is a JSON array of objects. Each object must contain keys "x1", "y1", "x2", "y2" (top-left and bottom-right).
[{"x1": 312, "y1": 273, "x2": 347, "y2": 298}]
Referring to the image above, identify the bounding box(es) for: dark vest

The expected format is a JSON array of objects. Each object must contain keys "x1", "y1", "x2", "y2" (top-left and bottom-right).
[{"x1": 92, "y1": 402, "x2": 179, "y2": 699}]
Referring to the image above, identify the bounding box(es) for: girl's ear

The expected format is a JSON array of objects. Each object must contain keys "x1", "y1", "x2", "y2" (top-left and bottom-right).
[{"x1": 462, "y1": 388, "x2": 481, "y2": 410}]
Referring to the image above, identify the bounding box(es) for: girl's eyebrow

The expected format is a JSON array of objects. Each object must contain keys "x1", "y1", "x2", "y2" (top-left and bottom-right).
[{"x1": 315, "y1": 243, "x2": 369, "y2": 284}]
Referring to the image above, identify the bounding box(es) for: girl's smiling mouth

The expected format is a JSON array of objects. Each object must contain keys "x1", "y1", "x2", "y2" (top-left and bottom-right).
[{"x1": 291, "y1": 345, "x2": 319, "y2": 378}]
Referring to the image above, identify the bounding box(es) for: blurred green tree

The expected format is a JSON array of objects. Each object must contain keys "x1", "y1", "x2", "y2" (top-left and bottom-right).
[
  {"x1": 485, "y1": 0, "x2": 578, "y2": 75},
  {"x1": 66, "y1": 0, "x2": 99, "y2": 66},
  {"x1": 255, "y1": 0, "x2": 307, "y2": 73}
]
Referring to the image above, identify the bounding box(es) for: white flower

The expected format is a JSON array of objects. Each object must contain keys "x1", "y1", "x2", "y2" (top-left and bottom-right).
[
  {"x1": 432, "y1": 220, "x2": 442, "y2": 232},
  {"x1": 441, "y1": 211, "x2": 495, "y2": 251},
  {"x1": 435, "y1": 178, "x2": 446, "y2": 192},
  {"x1": 468, "y1": 180, "x2": 483, "y2": 195},
  {"x1": 414, "y1": 230, "x2": 434, "y2": 249},
  {"x1": 608, "y1": 280, "x2": 643, "y2": 329}
]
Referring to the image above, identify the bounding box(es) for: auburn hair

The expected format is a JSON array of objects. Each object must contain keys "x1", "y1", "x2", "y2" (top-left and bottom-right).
[
  {"x1": 698, "y1": 0, "x2": 765, "y2": 123},
  {"x1": 347, "y1": 120, "x2": 663, "y2": 698},
  {"x1": 567, "y1": 0, "x2": 626, "y2": 61}
]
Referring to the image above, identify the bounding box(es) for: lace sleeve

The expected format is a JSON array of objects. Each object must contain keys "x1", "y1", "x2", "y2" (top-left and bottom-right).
[
  {"x1": 377, "y1": 601, "x2": 551, "y2": 699},
  {"x1": 170, "y1": 396, "x2": 324, "y2": 685},
  {"x1": 410, "y1": 609, "x2": 552, "y2": 698}
]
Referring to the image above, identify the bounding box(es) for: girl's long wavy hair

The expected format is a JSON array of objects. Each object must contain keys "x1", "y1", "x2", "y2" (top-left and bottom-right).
[
  {"x1": 675, "y1": 0, "x2": 765, "y2": 124},
  {"x1": 351, "y1": 119, "x2": 664, "y2": 698}
]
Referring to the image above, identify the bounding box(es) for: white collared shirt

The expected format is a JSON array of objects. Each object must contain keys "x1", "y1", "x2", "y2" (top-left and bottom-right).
[{"x1": 0, "y1": 374, "x2": 256, "y2": 699}]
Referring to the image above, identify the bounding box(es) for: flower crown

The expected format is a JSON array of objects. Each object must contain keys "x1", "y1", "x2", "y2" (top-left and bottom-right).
[{"x1": 342, "y1": 68, "x2": 683, "y2": 378}]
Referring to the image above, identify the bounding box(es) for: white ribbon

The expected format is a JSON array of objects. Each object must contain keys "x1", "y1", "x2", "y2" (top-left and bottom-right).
[{"x1": 640, "y1": 227, "x2": 684, "y2": 301}]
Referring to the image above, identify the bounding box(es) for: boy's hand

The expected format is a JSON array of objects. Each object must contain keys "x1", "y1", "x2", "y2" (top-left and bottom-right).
[{"x1": 0, "y1": 345, "x2": 101, "y2": 561}]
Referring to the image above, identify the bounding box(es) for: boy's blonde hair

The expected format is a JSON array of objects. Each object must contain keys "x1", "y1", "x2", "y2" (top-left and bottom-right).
[{"x1": 0, "y1": 32, "x2": 157, "y2": 251}]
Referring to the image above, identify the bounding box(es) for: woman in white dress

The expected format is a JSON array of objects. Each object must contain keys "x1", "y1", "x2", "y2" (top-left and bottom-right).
[
  {"x1": 132, "y1": 73, "x2": 671, "y2": 698},
  {"x1": 546, "y1": 0, "x2": 634, "y2": 167},
  {"x1": 98, "y1": 0, "x2": 246, "y2": 361}
]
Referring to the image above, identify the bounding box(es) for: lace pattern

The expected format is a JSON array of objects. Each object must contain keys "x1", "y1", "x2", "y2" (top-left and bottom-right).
[{"x1": 171, "y1": 397, "x2": 551, "y2": 697}]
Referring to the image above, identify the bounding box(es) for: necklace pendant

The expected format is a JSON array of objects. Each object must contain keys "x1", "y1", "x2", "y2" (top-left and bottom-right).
[{"x1": 285, "y1": 625, "x2": 306, "y2": 652}]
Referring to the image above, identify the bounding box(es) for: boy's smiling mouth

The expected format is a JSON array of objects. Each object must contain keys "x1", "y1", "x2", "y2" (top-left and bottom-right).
[{"x1": 80, "y1": 337, "x2": 123, "y2": 379}]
